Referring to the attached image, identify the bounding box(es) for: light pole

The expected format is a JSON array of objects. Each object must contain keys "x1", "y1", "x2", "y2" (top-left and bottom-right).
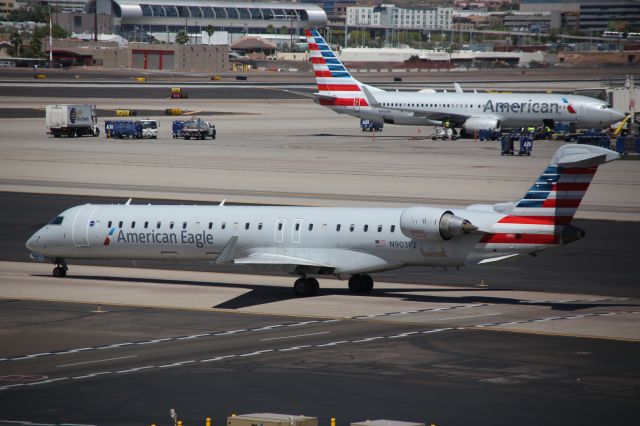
[{"x1": 48, "y1": 1, "x2": 53, "y2": 66}]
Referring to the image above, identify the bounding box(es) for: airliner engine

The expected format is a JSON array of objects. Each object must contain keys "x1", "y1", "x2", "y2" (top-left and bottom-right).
[
  {"x1": 463, "y1": 116, "x2": 501, "y2": 132},
  {"x1": 400, "y1": 207, "x2": 478, "y2": 241}
]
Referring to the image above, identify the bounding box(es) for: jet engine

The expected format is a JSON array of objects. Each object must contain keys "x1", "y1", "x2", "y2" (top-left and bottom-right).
[
  {"x1": 400, "y1": 207, "x2": 478, "y2": 241},
  {"x1": 463, "y1": 116, "x2": 501, "y2": 133}
]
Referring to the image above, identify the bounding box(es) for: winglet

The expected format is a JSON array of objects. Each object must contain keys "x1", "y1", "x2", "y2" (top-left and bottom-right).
[
  {"x1": 125, "y1": 198, "x2": 132, "y2": 205},
  {"x1": 215, "y1": 236, "x2": 237, "y2": 264},
  {"x1": 361, "y1": 85, "x2": 382, "y2": 108},
  {"x1": 454, "y1": 83, "x2": 463, "y2": 93},
  {"x1": 219, "y1": 199, "x2": 226, "y2": 206}
]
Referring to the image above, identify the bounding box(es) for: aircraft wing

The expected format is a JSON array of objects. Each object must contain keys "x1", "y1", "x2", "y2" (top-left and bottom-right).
[
  {"x1": 234, "y1": 252, "x2": 329, "y2": 268},
  {"x1": 360, "y1": 86, "x2": 471, "y2": 122}
]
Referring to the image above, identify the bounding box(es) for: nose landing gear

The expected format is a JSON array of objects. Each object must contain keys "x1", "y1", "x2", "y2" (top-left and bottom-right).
[{"x1": 52, "y1": 259, "x2": 68, "y2": 278}]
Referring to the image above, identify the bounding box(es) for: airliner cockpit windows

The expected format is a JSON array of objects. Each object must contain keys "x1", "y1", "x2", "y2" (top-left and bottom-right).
[{"x1": 48, "y1": 216, "x2": 64, "y2": 225}]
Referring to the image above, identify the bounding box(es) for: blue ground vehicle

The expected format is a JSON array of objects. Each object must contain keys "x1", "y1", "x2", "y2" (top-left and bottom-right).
[
  {"x1": 360, "y1": 119, "x2": 383, "y2": 132},
  {"x1": 172, "y1": 120, "x2": 186, "y2": 138},
  {"x1": 105, "y1": 120, "x2": 142, "y2": 139}
]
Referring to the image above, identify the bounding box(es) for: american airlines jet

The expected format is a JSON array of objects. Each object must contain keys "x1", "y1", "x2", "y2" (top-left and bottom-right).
[
  {"x1": 27, "y1": 145, "x2": 617, "y2": 297},
  {"x1": 306, "y1": 29, "x2": 625, "y2": 134}
]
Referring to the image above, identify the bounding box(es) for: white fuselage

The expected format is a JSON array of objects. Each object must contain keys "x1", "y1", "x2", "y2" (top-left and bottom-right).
[
  {"x1": 339, "y1": 91, "x2": 623, "y2": 129},
  {"x1": 26, "y1": 204, "x2": 550, "y2": 275}
]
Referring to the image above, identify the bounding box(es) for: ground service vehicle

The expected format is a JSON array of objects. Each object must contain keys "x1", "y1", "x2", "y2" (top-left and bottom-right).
[
  {"x1": 105, "y1": 119, "x2": 158, "y2": 139},
  {"x1": 183, "y1": 118, "x2": 216, "y2": 140},
  {"x1": 360, "y1": 119, "x2": 383, "y2": 132},
  {"x1": 46, "y1": 104, "x2": 100, "y2": 138}
]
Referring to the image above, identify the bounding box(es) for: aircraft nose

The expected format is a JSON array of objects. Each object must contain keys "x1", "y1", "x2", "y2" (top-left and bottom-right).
[
  {"x1": 610, "y1": 109, "x2": 626, "y2": 123},
  {"x1": 26, "y1": 232, "x2": 41, "y2": 251}
]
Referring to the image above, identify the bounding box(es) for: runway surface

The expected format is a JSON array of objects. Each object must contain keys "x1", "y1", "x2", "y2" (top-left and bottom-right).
[{"x1": 0, "y1": 298, "x2": 638, "y2": 426}]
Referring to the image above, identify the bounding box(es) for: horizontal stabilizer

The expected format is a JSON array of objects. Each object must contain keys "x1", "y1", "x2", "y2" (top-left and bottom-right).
[
  {"x1": 551, "y1": 144, "x2": 619, "y2": 168},
  {"x1": 313, "y1": 92, "x2": 339, "y2": 101}
]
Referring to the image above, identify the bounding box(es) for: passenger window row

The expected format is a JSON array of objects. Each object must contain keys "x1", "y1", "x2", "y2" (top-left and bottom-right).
[{"x1": 104, "y1": 221, "x2": 396, "y2": 233}]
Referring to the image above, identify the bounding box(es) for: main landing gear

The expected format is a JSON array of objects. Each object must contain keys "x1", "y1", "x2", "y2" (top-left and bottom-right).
[
  {"x1": 292, "y1": 274, "x2": 375, "y2": 297},
  {"x1": 52, "y1": 258, "x2": 68, "y2": 278},
  {"x1": 293, "y1": 276, "x2": 319, "y2": 297},
  {"x1": 348, "y1": 274, "x2": 374, "y2": 294}
]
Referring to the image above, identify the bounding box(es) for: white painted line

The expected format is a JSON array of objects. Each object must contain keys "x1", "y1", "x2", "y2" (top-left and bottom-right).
[
  {"x1": 98, "y1": 343, "x2": 133, "y2": 349},
  {"x1": 278, "y1": 345, "x2": 311, "y2": 352},
  {"x1": 437, "y1": 312, "x2": 503, "y2": 321},
  {"x1": 351, "y1": 336, "x2": 385, "y2": 343},
  {"x1": 57, "y1": 348, "x2": 93, "y2": 354},
  {"x1": 388, "y1": 332, "x2": 420, "y2": 339},
  {"x1": 239, "y1": 350, "x2": 274, "y2": 357},
  {"x1": 117, "y1": 366, "x2": 155, "y2": 373},
  {"x1": 422, "y1": 328, "x2": 454, "y2": 334},
  {"x1": 199, "y1": 355, "x2": 237, "y2": 363},
  {"x1": 72, "y1": 371, "x2": 111, "y2": 379},
  {"x1": 260, "y1": 331, "x2": 330, "y2": 342},
  {"x1": 136, "y1": 338, "x2": 172, "y2": 345},
  {"x1": 177, "y1": 333, "x2": 211, "y2": 340},
  {"x1": 321, "y1": 319, "x2": 341, "y2": 323},
  {"x1": 214, "y1": 329, "x2": 247, "y2": 335},
  {"x1": 158, "y1": 360, "x2": 196, "y2": 368},
  {"x1": 57, "y1": 355, "x2": 137, "y2": 368},
  {"x1": 0, "y1": 421, "x2": 56, "y2": 426},
  {"x1": 315, "y1": 340, "x2": 349, "y2": 347},
  {"x1": 286, "y1": 321, "x2": 319, "y2": 327},
  {"x1": 254, "y1": 325, "x2": 285, "y2": 331},
  {"x1": 0, "y1": 384, "x2": 26, "y2": 390},
  {"x1": 27, "y1": 377, "x2": 68, "y2": 386}
]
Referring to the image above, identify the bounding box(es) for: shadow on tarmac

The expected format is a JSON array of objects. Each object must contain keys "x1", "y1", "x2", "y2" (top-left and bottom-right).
[{"x1": 37, "y1": 273, "x2": 640, "y2": 312}]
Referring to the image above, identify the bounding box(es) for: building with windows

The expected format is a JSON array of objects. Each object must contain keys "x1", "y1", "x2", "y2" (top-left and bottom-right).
[
  {"x1": 346, "y1": 4, "x2": 453, "y2": 30},
  {"x1": 520, "y1": 0, "x2": 640, "y2": 32},
  {"x1": 78, "y1": 0, "x2": 327, "y2": 41}
]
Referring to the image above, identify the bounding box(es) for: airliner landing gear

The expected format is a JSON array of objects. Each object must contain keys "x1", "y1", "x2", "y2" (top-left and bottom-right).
[
  {"x1": 293, "y1": 276, "x2": 319, "y2": 297},
  {"x1": 348, "y1": 274, "x2": 374, "y2": 294},
  {"x1": 52, "y1": 259, "x2": 67, "y2": 278}
]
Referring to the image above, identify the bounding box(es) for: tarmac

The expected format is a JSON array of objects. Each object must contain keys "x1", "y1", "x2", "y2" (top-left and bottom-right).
[{"x1": 0, "y1": 73, "x2": 638, "y2": 425}]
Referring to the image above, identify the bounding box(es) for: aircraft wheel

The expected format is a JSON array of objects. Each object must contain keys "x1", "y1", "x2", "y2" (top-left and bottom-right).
[
  {"x1": 308, "y1": 277, "x2": 320, "y2": 296},
  {"x1": 294, "y1": 277, "x2": 317, "y2": 297},
  {"x1": 361, "y1": 275, "x2": 374, "y2": 293},
  {"x1": 52, "y1": 266, "x2": 66, "y2": 278}
]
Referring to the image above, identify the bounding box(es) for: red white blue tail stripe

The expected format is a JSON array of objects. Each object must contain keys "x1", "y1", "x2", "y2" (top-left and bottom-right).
[
  {"x1": 306, "y1": 29, "x2": 368, "y2": 107},
  {"x1": 480, "y1": 144, "x2": 618, "y2": 248}
]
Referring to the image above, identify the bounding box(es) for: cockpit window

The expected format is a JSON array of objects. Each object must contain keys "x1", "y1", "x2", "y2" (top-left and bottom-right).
[
  {"x1": 599, "y1": 104, "x2": 609, "y2": 109},
  {"x1": 49, "y1": 216, "x2": 64, "y2": 225}
]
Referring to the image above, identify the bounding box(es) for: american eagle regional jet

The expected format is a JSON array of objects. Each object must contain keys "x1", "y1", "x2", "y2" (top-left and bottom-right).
[
  {"x1": 27, "y1": 145, "x2": 617, "y2": 297},
  {"x1": 305, "y1": 29, "x2": 625, "y2": 133}
]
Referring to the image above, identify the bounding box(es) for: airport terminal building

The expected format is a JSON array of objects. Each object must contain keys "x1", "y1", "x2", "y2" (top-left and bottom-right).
[{"x1": 79, "y1": 0, "x2": 327, "y2": 41}]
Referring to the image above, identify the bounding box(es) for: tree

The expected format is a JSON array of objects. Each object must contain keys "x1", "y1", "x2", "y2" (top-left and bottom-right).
[
  {"x1": 7, "y1": 5, "x2": 56, "y2": 23},
  {"x1": 206, "y1": 24, "x2": 215, "y2": 45},
  {"x1": 265, "y1": 24, "x2": 274, "y2": 34},
  {"x1": 279, "y1": 25, "x2": 288, "y2": 35},
  {"x1": 9, "y1": 31, "x2": 24, "y2": 57},
  {"x1": 175, "y1": 30, "x2": 189, "y2": 45}
]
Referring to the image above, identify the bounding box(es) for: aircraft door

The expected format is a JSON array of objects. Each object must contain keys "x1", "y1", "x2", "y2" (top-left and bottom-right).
[
  {"x1": 275, "y1": 219, "x2": 286, "y2": 243},
  {"x1": 292, "y1": 218, "x2": 303, "y2": 243},
  {"x1": 72, "y1": 205, "x2": 98, "y2": 247}
]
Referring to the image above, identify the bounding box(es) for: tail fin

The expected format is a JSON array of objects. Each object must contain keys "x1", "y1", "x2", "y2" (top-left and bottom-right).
[
  {"x1": 498, "y1": 144, "x2": 619, "y2": 227},
  {"x1": 305, "y1": 28, "x2": 368, "y2": 108}
]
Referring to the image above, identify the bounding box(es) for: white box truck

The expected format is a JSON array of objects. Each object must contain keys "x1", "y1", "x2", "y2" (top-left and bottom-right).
[{"x1": 46, "y1": 104, "x2": 100, "y2": 138}]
